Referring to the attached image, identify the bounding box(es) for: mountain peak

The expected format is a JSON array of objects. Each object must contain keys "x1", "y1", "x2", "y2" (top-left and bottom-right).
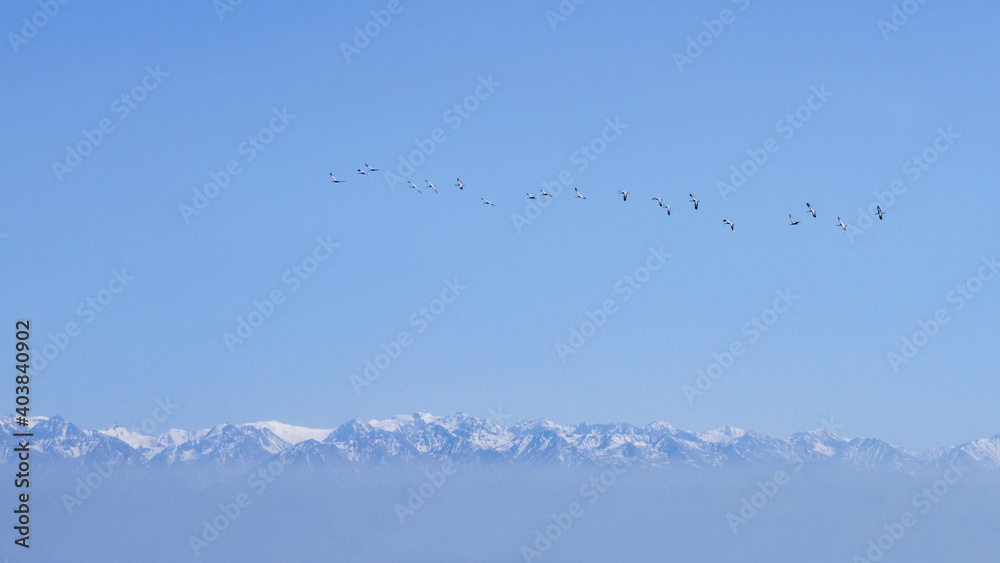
[
  {"x1": 244, "y1": 421, "x2": 333, "y2": 444},
  {"x1": 2, "y1": 414, "x2": 997, "y2": 471},
  {"x1": 698, "y1": 426, "x2": 750, "y2": 443}
]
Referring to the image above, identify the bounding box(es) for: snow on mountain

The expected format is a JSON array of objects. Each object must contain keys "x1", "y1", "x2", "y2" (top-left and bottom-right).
[
  {"x1": 99, "y1": 426, "x2": 150, "y2": 449},
  {"x1": 149, "y1": 423, "x2": 289, "y2": 466},
  {"x1": 698, "y1": 426, "x2": 750, "y2": 444},
  {"x1": 940, "y1": 435, "x2": 1000, "y2": 469},
  {"x1": 0, "y1": 416, "x2": 139, "y2": 465},
  {"x1": 1, "y1": 413, "x2": 997, "y2": 473},
  {"x1": 245, "y1": 421, "x2": 333, "y2": 444},
  {"x1": 368, "y1": 412, "x2": 440, "y2": 432},
  {"x1": 967, "y1": 437, "x2": 1000, "y2": 466},
  {"x1": 97, "y1": 426, "x2": 205, "y2": 460}
]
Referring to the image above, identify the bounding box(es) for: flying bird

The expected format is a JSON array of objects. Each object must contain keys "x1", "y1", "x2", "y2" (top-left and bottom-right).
[
  {"x1": 837, "y1": 217, "x2": 847, "y2": 231},
  {"x1": 807, "y1": 203, "x2": 817, "y2": 218},
  {"x1": 723, "y1": 219, "x2": 734, "y2": 230},
  {"x1": 575, "y1": 188, "x2": 586, "y2": 199},
  {"x1": 876, "y1": 206, "x2": 884, "y2": 220},
  {"x1": 365, "y1": 163, "x2": 379, "y2": 172},
  {"x1": 652, "y1": 197, "x2": 671, "y2": 215},
  {"x1": 789, "y1": 214, "x2": 799, "y2": 225},
  {"x1": 540, "y1": 189, "x2": 552, "y2": 197},
  {"x1": 526, "y1": 193, "x2": 536, "y2": 200},
  {"x1": 407, "y1": 180, "x2": 421, "y2": 194},
  {"x1": 690, "y1": 194, "x2": 699, "y2": 210},
  {"x1": 425, "y1": 180, "x2": 438, "y2": 193},
  {"x1": 357, "y1": 169, "x2": 367, "y2": 177},
  {"x1": 481, "y1": 198, "x2": 495, "y2": 206},
  {"x1": 619, "y1": 190, "x2": 628, "y2": 201},
  {"x1": 455, "y1": 178, "x2": 464, "y2": 190},
  {"x1": 329, "y1": 174, "x2": 345, "y2": 183}
]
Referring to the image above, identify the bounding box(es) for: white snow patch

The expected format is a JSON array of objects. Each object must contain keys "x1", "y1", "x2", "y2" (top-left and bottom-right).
[
  {"x1": 99, "y1": 426, "x2": 154, "y2": 449},
  {"x1": 367, "y1": 413, "x2": 442, "y2": 432},
  {"x1": 244, "y1": 421, "x2": 333, "y2": 444},
  {"x1": 812, "y1": 443, "x2": 836, "y2": 457},
  {"x1": 698, "y1": 427, "x2": 748, "y2": 443}
]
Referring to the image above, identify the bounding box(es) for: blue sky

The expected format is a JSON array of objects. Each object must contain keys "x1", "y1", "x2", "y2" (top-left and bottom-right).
[{"x1": 2, "y1": 0, "x2": 998, "y2": 450}]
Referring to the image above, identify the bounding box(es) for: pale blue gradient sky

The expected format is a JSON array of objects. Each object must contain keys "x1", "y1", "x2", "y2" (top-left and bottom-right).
[{"x1": 2, "y1": 1, "x2": 998, "y2": 449}]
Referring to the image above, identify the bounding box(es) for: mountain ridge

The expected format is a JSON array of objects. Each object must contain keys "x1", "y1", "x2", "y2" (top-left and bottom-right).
[{"x1": 1, "y1": 413, "x2": 997, "y2": 472}]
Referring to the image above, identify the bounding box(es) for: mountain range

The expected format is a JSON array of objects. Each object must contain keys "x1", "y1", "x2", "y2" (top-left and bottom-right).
[{"x1": 2, "y1": 413, "x2": 998, "y2": 473}]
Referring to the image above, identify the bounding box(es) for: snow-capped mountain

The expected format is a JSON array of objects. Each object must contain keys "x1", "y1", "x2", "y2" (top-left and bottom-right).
[
  {"x1": 1, "y1": 413, "x2": 997, "y2": 473},
  {"x1": 0, "y1": 416, "x2": 141, "y2": 466}
]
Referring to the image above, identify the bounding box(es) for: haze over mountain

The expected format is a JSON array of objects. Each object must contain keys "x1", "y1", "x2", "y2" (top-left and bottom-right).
[{"x1": 8, "y1": 413, "x2": 997, "y2": 562}]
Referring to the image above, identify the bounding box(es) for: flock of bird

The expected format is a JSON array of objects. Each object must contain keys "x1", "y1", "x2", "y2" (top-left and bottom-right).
[{"x1": 330, "y1": 165, "x2": 887, "y2": 231}]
